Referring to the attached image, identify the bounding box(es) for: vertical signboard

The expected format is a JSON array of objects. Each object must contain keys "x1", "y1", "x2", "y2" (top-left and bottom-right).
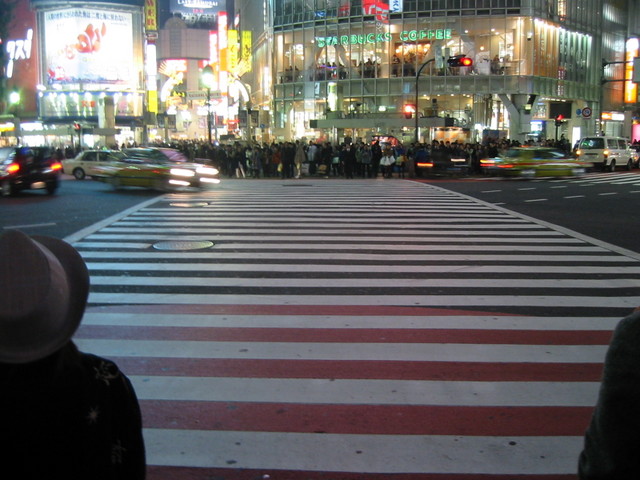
[
  {"x1": 144, "y1": 0, "x2": 157, "y2": 32},
  {"x1": 227, "y1": 29, "x2": 239, "y2": 73},
  {"x1": 241, "y1": 30, "x2": 252, "y2": 69},
  {"x1": 625, "y1": 38, "x2": 639, "y2": 103},
  {"x1": 218, "y1": 11, "x2": 228, "y2": 92},
  {"x1": 4, "y1": 0, "x2": 38, "y2": 113}
]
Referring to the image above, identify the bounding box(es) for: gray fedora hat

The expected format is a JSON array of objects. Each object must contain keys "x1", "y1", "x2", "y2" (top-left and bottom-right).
[{"x1": 0, "y1": 230, "x2": 89, "y2": 363}]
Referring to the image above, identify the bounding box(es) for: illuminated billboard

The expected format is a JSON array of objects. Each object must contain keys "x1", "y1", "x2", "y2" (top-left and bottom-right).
[
  {"x1": 170, "y1": 0, "x2": 223, "y2": 16},
  {"x1": 43, "y1": 8, "x2": 135, "y2": 87}
]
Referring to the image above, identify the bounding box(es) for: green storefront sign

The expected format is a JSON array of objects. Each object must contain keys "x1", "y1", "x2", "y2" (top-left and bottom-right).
[{"x1": 315, "y1": 29, "x2": 452, "y2": 48}]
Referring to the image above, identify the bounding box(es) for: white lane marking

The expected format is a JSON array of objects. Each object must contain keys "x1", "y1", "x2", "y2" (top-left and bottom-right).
[
  {"x1": 144, "y1": 429, "x2": 584, "y2": 474},
  {"x1": 74, "y1": 338, "x2": 608, "y2": 364}
]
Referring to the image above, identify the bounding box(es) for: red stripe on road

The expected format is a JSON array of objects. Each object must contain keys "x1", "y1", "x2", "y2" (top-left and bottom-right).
[
  {"x1": 114, "y1": 357, "x2": 604, "y2": 382},
  {"x1": 86, "y1": 304, "x2": 515, "y2": 316},
  {"x1": 140, "y1": 400, "x2": 592, "y2": 436},
  {"x1": 147, "y1": 466, "x2": 576, "y2": 480},
  {"x1": 77, "y1": 324, "x2": 613, "y2": 345}
]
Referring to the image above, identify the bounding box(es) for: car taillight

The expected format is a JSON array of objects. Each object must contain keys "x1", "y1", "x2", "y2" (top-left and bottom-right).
[
  {"x1": 416, "y1": 162, "x2": 433, "y2": 168},
  {"x1": 6, "y1": 163, "x2": 19, "y2": 174},
  {"x1": 51, "y1": 161, "x2": 63, "y2": 171}
]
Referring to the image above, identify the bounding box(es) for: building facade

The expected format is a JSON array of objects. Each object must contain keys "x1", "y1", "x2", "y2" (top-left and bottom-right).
[
  {"x1": 2, "y1": 0, "x2": 639, "y2": 147},
  {"x1": 262, "y1": 0, "x2": 638, "y2": 146}
]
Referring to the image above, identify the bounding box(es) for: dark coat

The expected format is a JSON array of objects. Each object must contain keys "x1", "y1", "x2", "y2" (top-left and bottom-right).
[
  {"x1": 579, "y1": 310, "x2": 640, "y2": 479},
  {"x1": 0, "y1": 345, "x2": 146, "y2": 479}
]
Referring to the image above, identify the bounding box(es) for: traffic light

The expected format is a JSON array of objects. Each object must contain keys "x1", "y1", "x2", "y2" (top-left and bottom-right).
[
  {"x1": 73, "y1": 122, "x2": 81, "y2": 131},
  {"x1": 554, "y1": 114, "x2": 564, "y2": 127},
  {"x1": 447, "y1": 55, "x2": 473, "y2": 68},
  {"x1": 403, "y1": 104, "x2": 416, "y2": 119}
]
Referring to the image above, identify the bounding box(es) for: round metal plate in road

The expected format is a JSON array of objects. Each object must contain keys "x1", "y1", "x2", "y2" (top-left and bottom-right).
[
  {"x1": 153, "y1": 240, "x2": 214, "y2": 251},
  {"x1": 169, "y1": 202, "x2": 209, "y2": 207}
]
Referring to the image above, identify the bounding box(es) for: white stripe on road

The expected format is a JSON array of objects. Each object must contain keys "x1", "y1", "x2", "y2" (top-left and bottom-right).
[
  {"x1": 84, "y1": 263, "x2": 640, "y2": 274},
  {"x1": 128, "y1": 375, "x2": 600, "y2": 407},
  {"x1": 74, "y1": 339, "x2": 608, "y2": 364},
  {"x1": 81, "y1": 244, "x2": 608, "y2": 253},
  {"x1": 143, "y1": 429, "x2": 584, "y2": 474},
  {"x1": 80, "y1": 312, "x2": 623, "y2": 331},
  {"x1": 86, "y1": 292, "x2": 640, "y2": 308},
  {"x1": 80, "y1": 252, "x2": 635, "y2": 262},
  {"x1": 88, "y1": 275, "x2": 640, "y2": 289}
]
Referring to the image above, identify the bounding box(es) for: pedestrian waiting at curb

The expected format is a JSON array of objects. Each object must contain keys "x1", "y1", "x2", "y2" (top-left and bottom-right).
[
  {"x1": 0, "y1": 230, "x2": 146, "y2": 480},
  {"x1": 579, "y1": 307, "x2": 640, "y2": 479},
  {"x1": 380, "y1": 147, "x2": 396, "y2": 178}
]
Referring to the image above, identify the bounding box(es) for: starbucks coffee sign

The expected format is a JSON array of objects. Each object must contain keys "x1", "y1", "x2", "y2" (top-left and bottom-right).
[{"x1": 315, "y1": 29, "x2": 452, "y2": 48}]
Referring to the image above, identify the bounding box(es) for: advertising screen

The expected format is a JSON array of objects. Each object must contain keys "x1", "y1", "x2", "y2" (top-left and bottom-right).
[
  {"x1": 170, "y1": 0, "x2": 222, "y2": 16},
  {"x1": 43, "y1": 8, "x2": 135, "y2": 87}
]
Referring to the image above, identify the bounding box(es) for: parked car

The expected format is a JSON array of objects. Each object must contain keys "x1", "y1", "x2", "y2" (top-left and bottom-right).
[
  {"x1": 480, "y1": 147, "x2": 591, "y2": 178},
  {"x1": 0, "y1": 146, "x2": 62, "y2": 196},
  {"x1": 62, "y1": 149, "x2": 128, "y2": 180},
  {"x1": 575, "y1": 136, "x2": 635, "y2": 171},
  {"x1": 92, "y1": 147, "x2": 220, "y2": 191}
]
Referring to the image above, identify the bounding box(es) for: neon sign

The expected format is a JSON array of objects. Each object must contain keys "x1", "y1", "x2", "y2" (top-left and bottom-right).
[
  {"x1": 315, "y1": 29, "x2": 451, "y2": 48},
  {"x1": 6, "y1": 29, "x2": 33, "y2": 78},
  {"x1": 399, "y1": 29, "x2": 451, "y2": 41}
]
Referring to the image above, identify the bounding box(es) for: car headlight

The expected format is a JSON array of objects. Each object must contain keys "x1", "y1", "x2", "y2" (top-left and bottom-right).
[
  {"x1": 170, "y1": 168, "x2": 196, "y2": 177},
  {"x1": 196, "y1": 166, "x2": 219, "y2": 176}
]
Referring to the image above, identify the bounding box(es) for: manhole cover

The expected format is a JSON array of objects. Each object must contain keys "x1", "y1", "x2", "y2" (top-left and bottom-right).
[
  {"x1": 169, "y1": 202, "x2": 209, "y2": 207},
  {"x1": 153, "y1": 240, "x2": 214, "y2": 251}
]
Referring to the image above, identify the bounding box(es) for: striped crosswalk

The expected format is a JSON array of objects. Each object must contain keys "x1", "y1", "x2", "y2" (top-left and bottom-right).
[
  {"x1": 544, "y1": 170, "x2": 640, "y2": 186},
  {"x1": 70, "y1": 179, "x2": 640, "y2": 479}
]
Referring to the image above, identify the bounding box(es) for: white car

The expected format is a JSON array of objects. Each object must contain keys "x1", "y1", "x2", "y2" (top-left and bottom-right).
[
  {"x1": 575, "y1": 136, "x2": 635, "y2": 171},
  {"x1": 62, "y1": 149, "x2": 127, "y2": 180}
]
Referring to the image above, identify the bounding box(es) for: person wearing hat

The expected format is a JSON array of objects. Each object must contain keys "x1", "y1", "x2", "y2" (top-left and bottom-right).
[{"x1": 0, "y1": 230, "x2": 145, "y2": 479}]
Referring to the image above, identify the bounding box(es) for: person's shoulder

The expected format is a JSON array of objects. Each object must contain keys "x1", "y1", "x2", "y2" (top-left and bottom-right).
[
  {"x1": 612, "y1": 310, "x2": 640, "y2": 340},
  {"x1": 79, "y1": 353, "x2": 127, "y2": 385}
]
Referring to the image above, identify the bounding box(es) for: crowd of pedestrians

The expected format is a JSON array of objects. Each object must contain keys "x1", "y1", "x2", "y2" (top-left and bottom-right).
[{"x1": 144, "y1": 135, "x2": 575, "y2": 180}]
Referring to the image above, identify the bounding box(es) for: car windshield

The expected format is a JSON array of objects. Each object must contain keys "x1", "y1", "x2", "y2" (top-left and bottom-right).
[
  {"x1": 123, "y1": 148, "x2": 187, "y2": 164},
  {"x1": 501, "y1": 149, "x2": 566, "y2": 160},
  {"x1": 108, "y1": 151, "x2": 127, "y2": 161},
  {"x1": 579, "y1": 138, "x2": 605, "y2": 149},
  {"x1": 0, "y1": 148, "x2": 16, "y2": 163}
]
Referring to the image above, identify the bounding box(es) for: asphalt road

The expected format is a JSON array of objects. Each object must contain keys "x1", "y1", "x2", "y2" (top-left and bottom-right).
[
  {"x1": 0, "y1": 175, "x2": 160, "y2": 240},
  {"x1": 427, "y1": 171, "x2": 640, "y2": 254},
  {"x1": 3, "y1": 171, "x2": 640, "y2": 256}
]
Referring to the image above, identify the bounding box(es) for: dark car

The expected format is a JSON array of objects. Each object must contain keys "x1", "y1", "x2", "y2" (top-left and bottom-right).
[{"x1": 0, "y1": 146, "x2": 62, "y2": 196}]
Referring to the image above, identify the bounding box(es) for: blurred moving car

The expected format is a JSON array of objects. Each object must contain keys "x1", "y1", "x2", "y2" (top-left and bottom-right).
[
  {"x1": 92, "y1": 147, "x2": 219, "y2": 191},
  {"x1": 415, "y1": 149, "x2": 471, "y2": 176},
  {"x1": 0, "y1": 146, "x2": 62, "y2": 196},
  {"x1": 480, "y1": 147, "x2": 591, "y2": 178},
  {"x1": 62, "y1": 149, "x2": 128, "y2": 180}
]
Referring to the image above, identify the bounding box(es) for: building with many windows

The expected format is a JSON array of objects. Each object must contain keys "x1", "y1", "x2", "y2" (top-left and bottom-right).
[
  {"x1": 241, "y1": 0, "x2": 640, "y2": 146},
  {"x1": 2, "y1": 0, "x2": 639, "y2": 147}
]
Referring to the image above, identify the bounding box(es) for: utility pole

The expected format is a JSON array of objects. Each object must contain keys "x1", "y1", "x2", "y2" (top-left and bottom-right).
[{"x1": 414, "y1": 59, "x2": 435, "y2": 145}]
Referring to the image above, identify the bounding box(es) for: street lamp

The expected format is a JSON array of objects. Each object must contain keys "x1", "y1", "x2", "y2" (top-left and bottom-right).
[
  {"x1": 8, "y1": 89, "x2": 21, "y2": 144},
  {"x1": 413, "y1": 56, "x2": 473, "y2": 144},
  {"x1": 414, "y1": 58, "x2": 435, "y2": 145},
  {"x1": 201, "y1": 65, "x2": 214, "y2": 144}
]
